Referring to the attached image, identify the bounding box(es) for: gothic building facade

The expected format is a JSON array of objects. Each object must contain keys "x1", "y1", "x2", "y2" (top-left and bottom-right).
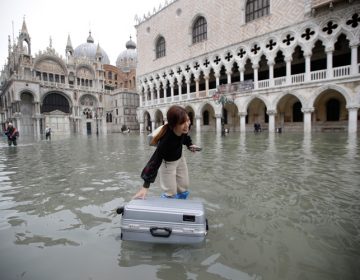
[
  {"x1": 0, "y1": 20, "x2": 139, "y2": 137},
  {"x1": 136, "y1": 0, "x2": 360, "y2": 134}
]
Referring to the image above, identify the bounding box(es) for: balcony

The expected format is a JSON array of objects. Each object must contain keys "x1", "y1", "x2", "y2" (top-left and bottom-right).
[{"x1": 141, "y1": 64, "x2": 357, "y2": 107}]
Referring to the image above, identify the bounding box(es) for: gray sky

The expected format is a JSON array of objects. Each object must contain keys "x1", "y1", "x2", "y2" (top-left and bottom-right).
[{"x1": 0, "y1": 0, "x2": 164, "y2": 66}]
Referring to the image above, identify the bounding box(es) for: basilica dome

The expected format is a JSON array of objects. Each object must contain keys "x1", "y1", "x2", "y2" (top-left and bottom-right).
[
  {"x1": 74, "y1": 32, "x2": 110, "y2": 64},
  {"x1": 116, "y1": 37, "x2": 137, "y2": 72}
]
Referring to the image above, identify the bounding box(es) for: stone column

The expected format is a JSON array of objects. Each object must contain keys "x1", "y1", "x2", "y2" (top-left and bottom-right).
[
  {"x1": 178, "y1": 80, "x2": 182, "y2": 101},
  {"x1": 35, "y1": 118, "x2": 40, "y2": 137},
  {"x1": 239, "y1": 66, "x2": 245, "y2": 82},
  {"x1": 226, "y1": 70, "x2": 232, "y2": 84},
  {"x1": 305, "y1": 53, "x2": 311, "y2": 82},
  {"x1": 144, "y1": 88, "x2": 148, "y2": 106},
  {"x1": 214, "y1": 69, "x2": 220, "y2": 88},
  {"x1": 156, "y1": 87, "x2": 160, "y2": 104},
  {"x1": 347, "y1": 106, "x2": 359, "y2": 133},
  {"x1": 267, "y1": 110, "x2": 276, "y2": 133},
  {"x1": 150, "y1": 88, "x2": 154, "y2": 105},
  {"x1": 268, "y1": 61, "x2": 274, "y2": 87},
  {"x1": 196, "y1": 116, "x2": 201, "y2": 133},
  {"x1": 326, "y1": 49, "x2": 333, "y2": 79},
  {"x1": 302, "y1": 108, "x2": 314, "y2": 133},
  {"x1": 151, "y1": 120, "x2": 155, "y2": 132},
  {"x1": 239, "y1": 112, "x2": 247, "y2": 133},
  {"x1": 204, "y1": 75, "x2": 209, "y2": 95},
  {"x1": 195, "y1": 78, "x2": 199, "y2": 97},
  {"x1": 139, "y1": 121, "x2": 144, "y2": 133},
  {"x1": 170, "y1": 82, "x2": 174, "y2": 102},
  {"x1": 253, "y1": 64, "x2": 259, "y2": 90},
  {"x1": 216, "y1": 113, "x2": 222, "y2": 134},
  {"x1": 351, "y1": 44, "x2": 358, "y2": 76},
  {"x1": 186, "y1": 78, "x2": 191, "y2": 100},
  {"x1": 285, "y1": 57, "x2": 292, "y2": 84}
]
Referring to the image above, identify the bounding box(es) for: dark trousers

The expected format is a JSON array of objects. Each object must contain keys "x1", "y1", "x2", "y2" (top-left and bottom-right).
[{"x1": 8, "y1": 138, "x2": 17, "y2": 146}]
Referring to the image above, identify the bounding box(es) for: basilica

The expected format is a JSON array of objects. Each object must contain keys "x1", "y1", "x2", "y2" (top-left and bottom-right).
[
  {"x1": 0, "y1": 19, "x2": 138, "y2": 136},
  {"x1": 135, "y1": 0, "x2": 360, "y2": 133}
]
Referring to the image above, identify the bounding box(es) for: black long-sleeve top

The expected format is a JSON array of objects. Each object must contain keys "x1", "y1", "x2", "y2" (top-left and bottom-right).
[{"x1": 141, "y1": 127, "x2": 193, "y2": 188}]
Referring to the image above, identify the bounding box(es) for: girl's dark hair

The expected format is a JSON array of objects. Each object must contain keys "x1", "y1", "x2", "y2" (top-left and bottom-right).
[{"x1": 151, "y1": 105, "x2": 189, "y2": 145}]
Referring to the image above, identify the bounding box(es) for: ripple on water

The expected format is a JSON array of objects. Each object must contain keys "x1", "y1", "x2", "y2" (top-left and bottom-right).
[{"x1": 0, "y1": 133, "x2": 359, "y2": 280}]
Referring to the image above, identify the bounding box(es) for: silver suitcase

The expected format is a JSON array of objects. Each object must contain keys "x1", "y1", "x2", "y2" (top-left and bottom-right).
[{"x1": 118, "y1": 197, "x2": 208, "y2": 244}]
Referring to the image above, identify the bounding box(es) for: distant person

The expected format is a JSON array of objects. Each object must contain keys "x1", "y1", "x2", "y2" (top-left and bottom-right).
[
  {"x1": 45, "y1": 127, "x2": 52, "y2": 140},
  {"x1": 254, "y1": 123, "x2": 261, "y2": 133},
  {"x1": 5, "y1": 122, "x2": 19, "y2": 146},
  {"x1": 133, "y1": 105, "x2": 201, "y2": 200}
]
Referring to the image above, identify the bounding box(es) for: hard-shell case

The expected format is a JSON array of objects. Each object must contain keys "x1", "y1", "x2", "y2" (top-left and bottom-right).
[{"x1": 120, "y1": 197, "x2": 208, "y2": 244}]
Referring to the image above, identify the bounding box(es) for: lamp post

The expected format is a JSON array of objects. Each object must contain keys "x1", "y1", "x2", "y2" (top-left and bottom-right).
[{"x1": 94, "y1": 109, "x2": 99, "y2": 135}]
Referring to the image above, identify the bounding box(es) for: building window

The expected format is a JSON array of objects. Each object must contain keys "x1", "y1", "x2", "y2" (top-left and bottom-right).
[
  {"x1": 192, "y1": 16, "x2": 207, "y2": 44},
  {"x1": 156, "y1": 36, "x2": 166, "y2": 58},
  {"x1": 246, "y1": 0, "x2": 270, "y2": 23}
]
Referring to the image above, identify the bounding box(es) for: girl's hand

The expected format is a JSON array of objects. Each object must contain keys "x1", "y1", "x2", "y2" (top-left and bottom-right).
[
  {"x1": 132, "y1": 187, "x2": 148, "y2": 200},
  {"x1": 189, "y1": 145, "x2": 202, "y2": 152}
]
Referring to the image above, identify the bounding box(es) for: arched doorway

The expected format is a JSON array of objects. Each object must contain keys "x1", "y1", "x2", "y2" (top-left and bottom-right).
[
  {"x1": 154, "y1": 110, "x2": 164, "y2": 128},
  {"x1": 41, "y1": 92, "x2": 71, "y2": 135},
  {"x1": 326, "y1": 99, "x2": 340, "y2": 121},
  {"x1": 313, "y1": 90, "x2": 347, "y2": 131},
  {"x1": 276, "y1": 94, "x2": 303, "y2": 131},
  {"x1": 247, "y1": 98, "x2": 268, "y2": 131},
  {"x1": 201, "y1": 104, "x2": 216, "y2": 132}
]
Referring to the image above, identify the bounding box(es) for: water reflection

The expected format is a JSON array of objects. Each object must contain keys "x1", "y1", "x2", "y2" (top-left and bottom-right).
[{"x1": 0, "y1": 133, "x2": 359, "y2": 280}]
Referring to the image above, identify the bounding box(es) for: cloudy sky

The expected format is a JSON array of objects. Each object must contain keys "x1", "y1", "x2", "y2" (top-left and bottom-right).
[{"x1": 0, "y1": 0, "x2": 165, "y2": 66}]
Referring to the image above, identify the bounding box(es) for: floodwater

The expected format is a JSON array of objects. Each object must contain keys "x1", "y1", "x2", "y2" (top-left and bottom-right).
[{"x1": 0, "y1": 132, "x2": 359, "y2": 280}]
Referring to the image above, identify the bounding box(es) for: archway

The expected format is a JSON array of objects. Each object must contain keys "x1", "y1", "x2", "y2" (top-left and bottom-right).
[
  {"x1": 276, "y1": 94, "x2": 303, "y2": 131},
  {"x1": 41, "y1": 92, "x2": 71, "y2": 135},
  {"x1": 41, "y1": 92, "x2": 70, "y2": 113},
  {"x1": 201, "y1": 103, "x2": 216, "y2": 132},
  {"x1": 313, "y1": 90, "x2": 347, "y2": 131},
  {"x1": 223, "y1": 102, "x2": 239, "y2": 132},
  {"x1": 246, "y1": 98, "x2": 268, "y2": 131},
  {"x1": 154, "y1": 110, "x2": 164, "y2": 128}
]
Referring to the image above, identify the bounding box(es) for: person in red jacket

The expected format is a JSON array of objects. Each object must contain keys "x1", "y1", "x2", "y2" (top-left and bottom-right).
[
  {"x1": 133, "y1": 105, "x2": 201, "y2": 200},
  {"x1": 5, "y1": 122, "x2": 19, "y2": 146}
]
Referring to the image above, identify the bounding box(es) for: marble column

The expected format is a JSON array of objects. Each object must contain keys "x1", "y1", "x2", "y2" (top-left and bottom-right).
[
  {"x1": 216, "y1": 113, "x2": 222, "y2": 134},
  {"x1": 347, "y1": 106, "x2": 359, "y2": 133},
  {"x1": 196, "y1": 116, "x2": 201, "y2": 133},
  {"x1": 186, "y1": 80, "x2": 191, "y2": 100},
  {"x1": 253, "y1": 64, "x2": 259, "y2": 90},
  {"x1": 302, "y1": 108, "x2": 314, "y2": 133},
  {"x1": 268, "y1": 61, "x2": 274, "y2": 87},
  {"x1": 239, "y1": 112, "x2": 247, "y2": 133},
  {"x1": 205, "y1": 75, "x2": 209, "y2": 95},
  {"x1": 351, "y1": 45, "x2": 358, "y2": 76},
  {"x1": 267, "y1": 110, "x2": 276, "y2": 133},
  {"x1": 304, "y1": 54, "x2": 311, "y2": 82},
  {"x1": 285, "y1": 57, "x2": 292, "y2": 84},
  {"x1": 326, "y1": 49, "x2": 333, "y2": 79},
  {"x1": 227, "y1": 71, "x2": 232, "y2": 84}
]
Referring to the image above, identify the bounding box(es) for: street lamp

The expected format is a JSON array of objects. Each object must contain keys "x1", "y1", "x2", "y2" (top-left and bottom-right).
[{"x1": 94, "y1": 109, "x2": 99, "y2": 135}]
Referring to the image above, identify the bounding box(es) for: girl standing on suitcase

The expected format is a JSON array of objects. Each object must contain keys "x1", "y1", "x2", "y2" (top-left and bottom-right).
[{"x1": 133, "y1": 105, "x2": 201, "y2": 200}]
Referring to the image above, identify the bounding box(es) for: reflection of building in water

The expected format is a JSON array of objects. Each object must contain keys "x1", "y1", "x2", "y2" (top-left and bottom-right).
[
  {"x1": 136, "y1": 0, "x2": 360, "y2": 134},
  {"x1": 0, "y1": 19, "x2": 139, "y2": 136}
]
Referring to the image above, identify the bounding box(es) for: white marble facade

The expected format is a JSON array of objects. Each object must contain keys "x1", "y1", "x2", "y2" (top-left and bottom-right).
[{"x1": 136, "y1": 0, "x2": 360, "y2": 133}]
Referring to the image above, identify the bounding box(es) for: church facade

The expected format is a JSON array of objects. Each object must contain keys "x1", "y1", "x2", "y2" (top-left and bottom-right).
[
  {"x1": 136, "y1": 0, "x2": 360, "y2": 133},
  {"x1": 0, "y1": 20, "x2": 139, "y2": 137}
]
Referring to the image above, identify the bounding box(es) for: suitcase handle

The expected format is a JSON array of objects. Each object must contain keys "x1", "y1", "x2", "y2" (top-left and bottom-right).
[{"x1": 150, "y1": 227, "x2": 172, "y2": 238}]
